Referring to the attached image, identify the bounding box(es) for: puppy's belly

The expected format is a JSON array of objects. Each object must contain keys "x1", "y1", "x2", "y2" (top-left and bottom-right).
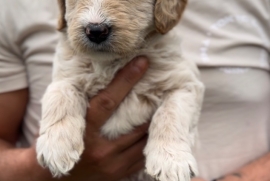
[{"x1": 101, "y1": 90, "x2": 160, "y2": 139}]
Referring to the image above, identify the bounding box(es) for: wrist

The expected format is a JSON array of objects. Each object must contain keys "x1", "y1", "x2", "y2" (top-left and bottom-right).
[
  {"x1": 23, "y1": 146, "x2": 53, "y2": 181},
  {"x1": 0, "y1": 144, "x2": 54, "y2": 181}
]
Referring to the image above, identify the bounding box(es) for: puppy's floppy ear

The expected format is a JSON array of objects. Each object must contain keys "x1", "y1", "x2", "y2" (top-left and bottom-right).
[
  {"x1": 57, "y1": 0, "x2": 67, "y2": 30},
  {"x1": 154, "y1": 0, "x2": 187, "y2": 34}
]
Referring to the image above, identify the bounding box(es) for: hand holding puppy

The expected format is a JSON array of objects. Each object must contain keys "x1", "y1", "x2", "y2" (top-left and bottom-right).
[
  {"x1": 38, "y1": 57, "x2": 149, "y2": 181},
  {"x1": 67, "y1": 57, "x2": 149, "y2": 181}
]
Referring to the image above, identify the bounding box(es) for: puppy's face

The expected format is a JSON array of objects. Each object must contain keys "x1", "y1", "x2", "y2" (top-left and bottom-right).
[{"x1": 58, "y1": 0, "x2": 187, "y2": 57}]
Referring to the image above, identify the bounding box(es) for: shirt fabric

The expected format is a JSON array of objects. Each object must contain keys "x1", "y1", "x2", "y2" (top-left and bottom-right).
[
  {"x1": 177, "y1": 0, "x2": 270, "y2": 180},
  {"x1": 0, "y1": 0, "x2": 59, "y2": 145},
  {"x1": 178, "y1": 0, "x2": 270, "y2": 70},
  {"x1": 0, "y1": 0, "x2": 270, "y2": 180}
]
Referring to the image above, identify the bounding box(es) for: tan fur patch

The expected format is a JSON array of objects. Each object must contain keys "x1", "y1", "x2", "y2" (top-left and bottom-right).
[
  {"x1": 57, "y1": 0, "x2": 67, "y2": 30},
  {"x1": 155, "y1": 0, "x2": 187, "y2": 34}
]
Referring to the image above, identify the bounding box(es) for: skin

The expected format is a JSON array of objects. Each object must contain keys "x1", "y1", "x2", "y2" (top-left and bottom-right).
[
  {"x1": 0, "y1": 57, "x2": 149, "y2": 181},
  {"x1": 191, "y1": 178, "x2": 206, "y2": 181},
  {"x1": 191, "y1": 153, "x2": 270, "y2": 181}
]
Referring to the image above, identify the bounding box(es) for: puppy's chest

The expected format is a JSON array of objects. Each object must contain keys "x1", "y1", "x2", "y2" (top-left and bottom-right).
[
  {"x1": 66, "y1": 33, "x2": 185, "y2": 108},
  {"x1": 82, "y1": 57, "x2": 183, "y2": 108}
]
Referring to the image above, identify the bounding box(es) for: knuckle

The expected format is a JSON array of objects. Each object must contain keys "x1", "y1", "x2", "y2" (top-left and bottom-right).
[
  {"x1": 97, "y1": 91, "x2": 116, "y2": 111},
  {"x1": 107, "y1": 144, "x2": 117, "y2": 153},
  {"x1": 88, "y1": 145, "x2": 115, "y2": 164},
  {"x1": 104, "y1": 165, "x2": 122, "y2": 178},
  {"x1": 89, "y1": 149, "x2": 107, "y2": 163},
  {"x1": 133, "y1": 124, "x2": 149, "y2": 134}
]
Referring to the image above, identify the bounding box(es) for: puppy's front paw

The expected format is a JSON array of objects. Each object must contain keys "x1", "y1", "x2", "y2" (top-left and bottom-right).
[
  {"x1": 145, "y1": 147, "x2": 197, "y2": 181},
  {"x1": 36, "y1": 117, "x2": 85, "y2": 177}
]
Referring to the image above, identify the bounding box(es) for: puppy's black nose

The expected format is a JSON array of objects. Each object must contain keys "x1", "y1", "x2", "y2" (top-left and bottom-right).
[{"x1": 85, "y1": 23, "x2": 111, "y2": 44}]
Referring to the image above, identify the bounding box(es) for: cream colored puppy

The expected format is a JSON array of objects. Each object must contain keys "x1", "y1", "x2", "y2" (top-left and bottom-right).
[{"x1": 36, "y1": 0, "x2": 204, "y2": 180}]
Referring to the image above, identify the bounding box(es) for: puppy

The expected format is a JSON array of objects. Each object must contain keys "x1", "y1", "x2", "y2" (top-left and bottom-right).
[{"x1": 36, "y1": 0, "x2": 204, "y2": 180}]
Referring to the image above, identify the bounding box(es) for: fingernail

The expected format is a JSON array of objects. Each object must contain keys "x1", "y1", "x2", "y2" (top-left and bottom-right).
[{"x1": 133, "y1": 56, "x2": 148, "y2": 72}]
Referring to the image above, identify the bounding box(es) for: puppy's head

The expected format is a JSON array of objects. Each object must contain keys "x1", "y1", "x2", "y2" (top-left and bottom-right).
[{"x1": 57, "y1": 0, "x2": 187, "y2": 56}]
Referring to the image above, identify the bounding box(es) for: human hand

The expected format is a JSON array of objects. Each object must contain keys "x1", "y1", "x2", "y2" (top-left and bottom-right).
[{"x1": 62, "y1": 56, "x2": 149, "y2": 181}]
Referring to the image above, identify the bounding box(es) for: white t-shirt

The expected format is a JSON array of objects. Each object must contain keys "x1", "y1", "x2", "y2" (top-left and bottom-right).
[
  {"x1": 178, "y1": 0, "x2": 270, "y2": 70},
  {"x1": 177, "y1": 0, "x2": 270, "y2": 179},
  {"x1": 0, "y1": 0, "x2": 269, "y2": 180},
  {"x1": 0, "y1": 0, "x2": 58, "y2": 145},
  {"x1": 193, "y1": 68, "x2": 270, "y2": 180}
]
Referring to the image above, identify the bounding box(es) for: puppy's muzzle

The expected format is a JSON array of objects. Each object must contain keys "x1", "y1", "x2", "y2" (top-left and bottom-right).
[{"x1": 85, "y1": 23, "x2": 111, "y2": 44}]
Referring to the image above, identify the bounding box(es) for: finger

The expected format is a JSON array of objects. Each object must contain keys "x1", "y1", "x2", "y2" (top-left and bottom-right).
[
  {"x1": 120, "y1": 135, "x2": 147, "y2": 162},
  {"x1": 112, "y1": 138, "x2": 145, "y2": 177},
  {"x1": 112, "y1": 123, "x2": 149, "y2": 152},
  {"x1": 87, "y1": 56, "x2": 149, "y2": 129},
  {"x1": 125, "y1": 158, "x2": 145, "y2": 177}
]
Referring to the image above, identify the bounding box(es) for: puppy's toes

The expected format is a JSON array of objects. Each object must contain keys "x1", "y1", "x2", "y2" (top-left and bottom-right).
[
  {"x1": 145, "y1": 149, "x2": 197, "y2": 181},
  {"x1": 36, "y1": 118, "x2": 85, "y2": 177}
]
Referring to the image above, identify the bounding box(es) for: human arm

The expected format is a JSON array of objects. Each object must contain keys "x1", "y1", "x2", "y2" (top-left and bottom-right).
[
  {"x1": 190, "y1": 153, "x2": 270, "y2": 181},
  {"x1": 0, "y1": 57, "x2": 149, "y2": 181},
  {"x1": 209, "y1": 153, "x2": 270, "y2": 181}
]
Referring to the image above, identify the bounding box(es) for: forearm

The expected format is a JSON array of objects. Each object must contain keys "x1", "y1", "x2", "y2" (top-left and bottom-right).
[
  {"x1": 213, "y1": 152, "x2": 270, "y2": 181},
  {"x1": 0, "y1": 140, "x2": 52, "y2": 181}
]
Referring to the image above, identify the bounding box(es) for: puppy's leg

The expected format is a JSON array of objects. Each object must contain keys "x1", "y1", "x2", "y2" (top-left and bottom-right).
[
  {"x1": 36, "y1": 80, "x2": 87, "y2": 177},
  {"x1": 144, "y1": 83, "x2": 204, "y2": 181}
]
